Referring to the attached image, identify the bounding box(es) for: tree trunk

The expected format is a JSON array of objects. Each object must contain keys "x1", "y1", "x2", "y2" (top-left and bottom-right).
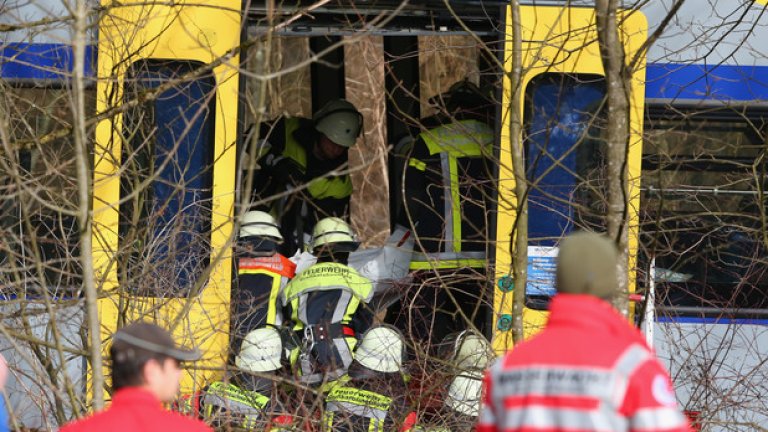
[
  {"x1": 508, "y1": 0, "x2": 528, "y2": 343},
  {"x1": 73, "y1": 0, "x2": 104, "y2": 410},
  {"x1": 595, "y1": 0, "x2": 631, "y2": 315}
]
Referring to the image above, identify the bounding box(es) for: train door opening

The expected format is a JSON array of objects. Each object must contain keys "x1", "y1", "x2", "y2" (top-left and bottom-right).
[{"x1": 239, "y1": 19, "x2": 504, "y2": 351}]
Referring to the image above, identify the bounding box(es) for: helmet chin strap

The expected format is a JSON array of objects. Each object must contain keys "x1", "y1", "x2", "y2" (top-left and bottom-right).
[{"x1": 315, "y1": 249, "x2": 349, "y2": 265}]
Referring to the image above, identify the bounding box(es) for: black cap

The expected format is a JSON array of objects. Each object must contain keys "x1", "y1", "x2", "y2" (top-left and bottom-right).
[{"x1": 112, "y1": 321, "x2": 201, "y2": 362}]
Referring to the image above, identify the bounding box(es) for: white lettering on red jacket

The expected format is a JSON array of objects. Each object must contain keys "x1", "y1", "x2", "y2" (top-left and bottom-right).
[{"x1": 478, "y1": 294, "x2": 691, "y2": 432}]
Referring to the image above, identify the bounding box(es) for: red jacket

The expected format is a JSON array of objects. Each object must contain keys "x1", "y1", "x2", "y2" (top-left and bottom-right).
[
  {"x1": 478, "y1": 294, "x2": 690, "y2": 432},
  {"x1": 61, "y1": 387, "x2": 212, "y2": 432}
]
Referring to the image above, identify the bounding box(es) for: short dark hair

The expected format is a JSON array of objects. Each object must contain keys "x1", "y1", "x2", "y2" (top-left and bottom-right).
[{"x1": 110, "y1": 342, "x2": 168, "y2": 391}]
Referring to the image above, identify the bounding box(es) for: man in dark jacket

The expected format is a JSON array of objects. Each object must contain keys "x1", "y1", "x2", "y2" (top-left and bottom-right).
[
  {"x1": 390, "y1": 80, "x2": 496, "y2": 346},
  {"x1": 231, "y1": 210, "x2": 296, "y2": 355}
]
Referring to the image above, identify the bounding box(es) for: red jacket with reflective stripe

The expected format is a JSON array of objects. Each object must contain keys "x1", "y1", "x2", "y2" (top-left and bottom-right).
[{"x1": 479, "y1": 294, "x2": 691, "y2": 432}]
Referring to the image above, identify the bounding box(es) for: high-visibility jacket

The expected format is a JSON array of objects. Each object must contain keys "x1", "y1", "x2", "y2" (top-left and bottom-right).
[
  {"x1": 281, "y1": 262, "x2": 374, "y2": 384},
  {"x1": 478, "y1": 294, "x2": 691, "y2": 432},
  {"x1": 252, "y1": 118, "x2": 353, "y2": 253},
  {"x1": 201, "y1": 381, "x2": 270, "y2": 430},
  {"x1": 278, "y1": 118, "x2": 353, "y2": 202},
  {"x1": 200, "y1": 381, "x2": 293, "y2": 431},
  {"x1": 323, "y1": 383, "x2": 416, "y2": 432},
  {"x1": 235, "y1": 254, "x2": 296, "y2": 326},
  {"x1": 402, "y1": 119, "x2": 493, "y2": 270},
  {"x1": 231, "y1": 253, "x2": 295, "y2": 352}
]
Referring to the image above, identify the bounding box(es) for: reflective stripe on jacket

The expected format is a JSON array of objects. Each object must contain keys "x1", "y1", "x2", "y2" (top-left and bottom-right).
[
  {"x1": 235, "y1": 254, "x2": 296, "y2": 329},
  {"x1": 254, "y1": 117, "x2": 353, "y2": 254},
  {"x1": 282, "y1": 262, "x2": 374, "y2": 383},
  {"x1": 406, "y1": 119, "x2": 493, "y2": 269},
  {"x1": 282, "y1": 262, "x2": 374, "y2": 324},
  {"x1": 282, "y1": 118, "x2": 353, "y2": 201},
  {"x1": 202, "y1": 381, "x2": 271, "y2": 430},
  {"x1": 478, "y1": 294, "x2": 691, "y2": 432},
  {"x1": 323, "y1": 385, "x2": 395, "y2": 432}
]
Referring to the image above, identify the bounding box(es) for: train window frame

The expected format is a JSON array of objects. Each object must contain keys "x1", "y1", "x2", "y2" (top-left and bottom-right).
[{"x1": 641, "y1": 110, "x2": 768, "y2": 318}]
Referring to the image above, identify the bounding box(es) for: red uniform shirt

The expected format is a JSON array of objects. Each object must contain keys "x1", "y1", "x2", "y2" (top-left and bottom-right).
[
  {"x1": 479, "y1": 294, "x2": 691, "y2": 432},
  {"x1": 61, "y1": 387, "x2": 212, "y2": 432}
]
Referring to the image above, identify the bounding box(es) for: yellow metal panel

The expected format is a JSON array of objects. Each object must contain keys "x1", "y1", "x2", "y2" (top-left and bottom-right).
[
  {"x1": 93, "y1": 0, "x2": 241, "y2": 394},
  {"x1": 623, "y1": 11, "x2": 649, "y2": 328},
  {"x1": 408, "y1": 259, "x2": 487, "y2": 270},
  {"x1": 449, "y1": 155, "x2": 462, "y2": 253},
  {"x1": 493, "y1": 6, "x2": 648, "y2": 352}
]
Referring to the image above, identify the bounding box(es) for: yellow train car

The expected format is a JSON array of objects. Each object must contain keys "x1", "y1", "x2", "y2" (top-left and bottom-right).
[
  {"x1": 93, "y1": 0, "x2": 241, "y2": 392},
  {"x1": 493, "y1": 6, "x2": 648, "y2": 350},
  {"x1": 90, "y1": 0, "x2": 647, "y2": 389}
]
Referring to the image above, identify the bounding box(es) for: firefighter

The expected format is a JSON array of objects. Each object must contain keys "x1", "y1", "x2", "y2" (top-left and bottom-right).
[
  {"x1": 478, "y1": 232, "x2": 691, "y2": 432},
  {"x1": 247, "y1": 99, "x2": 364, "y2": 255},
  {"x1": 397, "y1": 79, "x2": 494, "y2": 268},
  {"x1": 406, "y1": 372, "x2": 484, "y2": 431},
  {"x1": 440, "y1": 329, "x2": 494, "y2": 373},
  {"x1": 392, "y1": 79, "x2": 495, "y2": 344},
  {"x1": 440, "y1": 371, "x2": 483, "y2": 431},
  {"x1": 281, "y1": 217, "x2": 374, "y2": 386},
  {"x1": 322, "y1": 326, "x2": 416, "y2": 432},
  {"x1": 200, "y1": 327, "x2": 290, "y2": 430},
  {"x1": 231, "y1": 210, "x2": 296, "y2": 355},
  {"x1": 411, "y1": 330, "x2": 492, "y2": 431}
]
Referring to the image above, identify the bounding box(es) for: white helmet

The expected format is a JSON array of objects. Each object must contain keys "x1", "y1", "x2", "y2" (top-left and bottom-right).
[
  {"x1": 239, "y1": 211, "x2": 282, "y2": 241},
  {"x1": 235, "y1": 327, "x2": 283, "y2": 373},
  {"x1": 444, "y1": 370, "x2": 483, "y2": 417},
  {"x1": 313, "y1": 99, "x2": 363, "y2": 148},
  {"x1": 453, "y1": 330, "x2": 493, "y2": 371},
  {"x1": 310, "y1": 217, "x2": 359, "y2": 252},
  {"x1": 354, "y1": 326, "x2": 405, "y2": 374}
]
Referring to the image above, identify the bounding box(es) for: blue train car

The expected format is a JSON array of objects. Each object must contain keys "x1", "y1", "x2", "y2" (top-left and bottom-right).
[{"x1": 640, "y1": 2, "x2": 768, "y2": 429}]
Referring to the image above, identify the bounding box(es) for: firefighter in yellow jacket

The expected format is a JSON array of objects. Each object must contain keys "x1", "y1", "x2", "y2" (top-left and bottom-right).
[
  {"x1": 232, "y1": 210, "x2": 296, "y2": 355},
  {"x1": 392, "y1": 80, "x2": 495, "y2": 344},
  {"x1": 249, "y1": 100, "x2": 364, "y2": 255},
  {"x1": 323, "y1": 326, "x2": 416, "y2": 432},
  {"x1": 200, "y1": 327, "x2": 291, "y2": 430},
  {"x1": 281, "y1": 217, "x2": 374, "y2": 386}
]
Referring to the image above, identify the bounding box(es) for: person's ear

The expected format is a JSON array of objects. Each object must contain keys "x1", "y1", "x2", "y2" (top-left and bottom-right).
[{"x1": 142, "y1": 358, "x2": 163, "y2": 385}]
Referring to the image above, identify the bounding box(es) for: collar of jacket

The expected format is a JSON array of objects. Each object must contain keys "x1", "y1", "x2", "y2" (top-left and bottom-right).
[
  {"x1": 111, "y1": 387, "x2": 163, "y2": 409},
  {"x1": 547, "y1": 294, "x2": 643, "y2": 342}
]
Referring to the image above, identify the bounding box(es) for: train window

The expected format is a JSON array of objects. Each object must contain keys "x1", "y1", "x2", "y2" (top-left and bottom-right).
[
  {"x1": 120, "y1": 60, "x2": 215, "y2": 297},
  {"x1": 0, "y1": 89, "x2": 86, "y2": 296},
  {"x1": 523, "y1": 74, "x2": 607, "y2": 308},
  {"x1": 641, "y1": 114, "x2": 768, "y2": 317}
]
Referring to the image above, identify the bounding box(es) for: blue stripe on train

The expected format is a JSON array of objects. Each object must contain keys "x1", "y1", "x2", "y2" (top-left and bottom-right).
[
  {"x1": 657, "y1": 315, "x2": 768, "y2": 325},
  {"x1": 3, "y1": 44, "x2": 768, "y2": 103},
  {"x1": 646, "y1": 63, "x2": 768, "y2": 102},
  {"x1": 1, "y1": 43, "x2": 94, "y2": 80}
]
